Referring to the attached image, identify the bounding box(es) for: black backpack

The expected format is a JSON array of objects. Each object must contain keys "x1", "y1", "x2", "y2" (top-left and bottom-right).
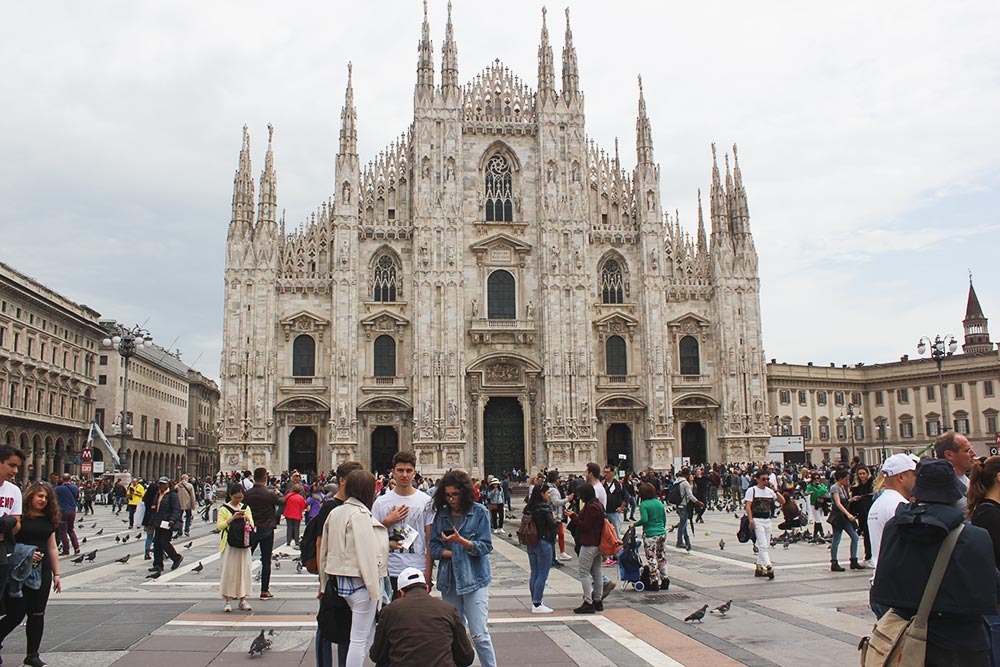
[
  {"x1": 225, "y1": 504, "x2": 250, "y2": 548},
  {"x1": 299, "y1": 512, "x2": 321, "y2": 574},
  {"x1": 667, "y1": 482, "x2": 683, "y2": 506}
]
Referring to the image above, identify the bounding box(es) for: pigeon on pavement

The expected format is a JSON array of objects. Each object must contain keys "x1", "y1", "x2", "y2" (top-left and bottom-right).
[
  {"x1": 248, "y1": 629, "x2": 272, "y2": 657},
  {"x1": 95, "y1": 529, "x2": 104, "y2": 536},
  {"x1": 684, "y1": 605, "x2": 709, "y2": 623},
  {"x1": 718, "y1": 539, "x2": 725, "y2": 550},
  {"x1": 193, "y1": 561, "x2": 204, "y2": 573},
  {"x1": 81, "y1": 537, "x2": 87, "y2": 544},
  {"x1": 711, "y1": 600, "x2": 732, "y2": 615},
  {"x1": 115, "y1": 536, "x2": 121, "y2": 542},
  {"x1": 71, "y1": 554, "x2": 85, "y2": 564},
  {"x1": 183, "y1": 542, "x2": 193, "y2": 549},
  {"x1": 122, "y1": 535, "x2": 130, "y2": 543},
  {"x1": 84, "y1": 550, "x2": 98, "y2": 562},
  {"x1": 116, "y1": 555, "x2": 131, "y2": 564},
  {"x1": 91, "y1": 523, "x2": 97, "y2": 528}
]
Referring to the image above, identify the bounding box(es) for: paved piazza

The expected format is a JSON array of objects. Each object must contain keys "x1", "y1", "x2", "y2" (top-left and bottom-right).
[{"x1": 13, "y1": 503, "x2": 874, "y2": 667}]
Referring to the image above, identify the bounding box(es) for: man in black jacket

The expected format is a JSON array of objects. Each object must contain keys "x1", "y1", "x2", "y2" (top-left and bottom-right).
[
  {"x1": 871, "y1": 458, "x2": 998, "y2": 666},
  {"x1": 149, "y1": 477, "x2": 183, "y2": 573},
  {"x1": 244, "y1": 467, "x2": 281, "y2": 600}
]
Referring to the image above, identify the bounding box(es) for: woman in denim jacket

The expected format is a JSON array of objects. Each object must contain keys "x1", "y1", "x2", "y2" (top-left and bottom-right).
[{"x1": 429, "y1": 469, "x2": 496, "y2": 667}]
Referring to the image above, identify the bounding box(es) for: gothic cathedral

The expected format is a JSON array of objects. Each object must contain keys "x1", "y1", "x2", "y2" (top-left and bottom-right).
[{"x1": 219, "y1": 5, "x2": 770, "y2": 478}]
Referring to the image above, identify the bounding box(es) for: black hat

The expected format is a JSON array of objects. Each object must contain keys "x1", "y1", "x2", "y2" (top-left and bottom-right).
[{"x1": 911, "y1": 459, "x2": 965, "y2": 504}]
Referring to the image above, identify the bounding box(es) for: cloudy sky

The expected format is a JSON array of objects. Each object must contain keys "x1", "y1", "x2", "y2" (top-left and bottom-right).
[{"x1": 2, "y1": 1, "x2": 998, "y2": 380}]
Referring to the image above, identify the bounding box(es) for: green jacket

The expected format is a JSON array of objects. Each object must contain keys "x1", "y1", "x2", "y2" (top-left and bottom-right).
[
  {"x1": 805, "y1": 482, "x2": 829, "y2": 505},
  {"x1": 633, "y1": 499, "x2": 666, "y2": 537}
]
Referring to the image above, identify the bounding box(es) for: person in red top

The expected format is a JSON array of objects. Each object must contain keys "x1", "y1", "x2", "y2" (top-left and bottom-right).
[
  {"x1": 282, "y1": 485, "x2": 307, "y2": 548},
  {"x1": 565, "y1": 483, "x2": 606, "y2": 614}
]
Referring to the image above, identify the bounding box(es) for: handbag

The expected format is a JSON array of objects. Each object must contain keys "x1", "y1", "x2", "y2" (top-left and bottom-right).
[
  {"x1": 858, "y1": 524, "x2": 964, "y2": 666},
  {"x1": 736, "y1": 515, "x2": 754, "y2": 543}
]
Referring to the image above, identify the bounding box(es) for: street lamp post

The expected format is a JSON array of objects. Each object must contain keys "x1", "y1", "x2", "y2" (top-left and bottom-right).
[
  {"x1": 844, "y1": 402, "x2": 863, "y2": 463},
  {"x1": 176, "y1": 428, "x2": 193, "y2": 479},
  {"x1": 877, "y1": 419, "x2": 890, "y2": 463},
  {"x1": 101, "y1": 324, "x2": 153, "y2": 471},
  {"x1": 917, "y1": 335, "x2": 958, "y2": 436}
]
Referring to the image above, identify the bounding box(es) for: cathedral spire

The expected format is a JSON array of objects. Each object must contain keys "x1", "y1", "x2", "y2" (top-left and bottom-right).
[
  {"x1": 415, "y1": 0, "x2": 435, "y2": 103},
  {"x1": 537, "y1": 7, "x2": 556, "y2": 102},
  {"x1": 731, "y1": 144, "x2": 750, "y2": 236},
  {"x1": 256, "y1": 123, "x2": 277, "y2": 231},
  {"x1": 441, "y1": 0, "x2": 459, "y2": 97},
  {"x1": 229, "y1": 125, "x2": 255, "y2": 242},
  {"x1": 561, "y1": 7, "x2": 579, "y2": 100},
  {"x1": 339, "y1": 63, "x2": 357, "y2": 157},
  {"x1": 709, "y1": 143, "x2": 729, "y2": 240},
  {"x1": 696, "y1": 188, "x2": 707, "y2": 256},
  {"x1": 636, "y1": 75, "x2": 654, "y2": 165}
]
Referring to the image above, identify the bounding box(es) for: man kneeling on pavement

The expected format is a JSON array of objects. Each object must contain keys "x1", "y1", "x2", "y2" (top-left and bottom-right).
[{"x1": 369, "y1": 567, "x2": 475, "y2": 667}]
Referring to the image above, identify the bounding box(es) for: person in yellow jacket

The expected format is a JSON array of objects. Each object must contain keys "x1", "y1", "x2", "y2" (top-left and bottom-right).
[
  {"x1": 126, "y1": 479, "x2": 145, "y2": 529},
  {"x1": 217, "y1": 483, "x2": 255, "y2": 613}
]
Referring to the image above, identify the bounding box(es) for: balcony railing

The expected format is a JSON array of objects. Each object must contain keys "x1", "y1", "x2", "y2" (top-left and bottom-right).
[
  {"x1": 597, "y1": 374, "x2": 639, "y2": 389},
  {"x1": 279, "y1": 376, "x2": 327, "y2": 393},
  {"x1": 361, "y1": 376, "x2": 407, "y2": 392}
]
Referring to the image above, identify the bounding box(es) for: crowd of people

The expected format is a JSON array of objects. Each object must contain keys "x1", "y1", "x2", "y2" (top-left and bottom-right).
[{"x1": 0, "y1": 428, "x2": 995, "y2": 665}]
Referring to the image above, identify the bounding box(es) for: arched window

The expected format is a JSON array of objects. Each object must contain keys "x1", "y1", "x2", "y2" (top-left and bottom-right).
[
  {"x1": 487, "y1": 270, "x2": 516, "y2": 320},
  {"x1": 372, "y1": 253, "x2": 399, "y2": 302},
  {"x1": 600, "y1": 259, "x2": 625, "y2": 304},
  {"x1": 606, "y1": 335, "x2": 627, "y2": 376},
  {"x1": 292, "y1": 335, "x2": 315, "y2": 377},
  {"x1": 373, "y1": 335, "x2": 396, "y2": 378},
  {"x1": 484, "y1": 155, "x2": 513, "y2": 222},
  {"x1": 679, "y1": 336, "x2": 700, "y2": 375}
]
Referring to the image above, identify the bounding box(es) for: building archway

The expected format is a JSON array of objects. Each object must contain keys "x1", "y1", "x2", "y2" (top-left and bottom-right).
[
  {"x1": 839, "y1": 447, "x2": 850, "y2": 463},
  {"x1": 482, "y1": 397, "x2": 525, "y2": 478},
  {"x1": 681, "y1": 422, "x2": 707, "y2": 465},
  {"x1": 289, "y1": 426, "x2": 318, "y2": 476},
  {"x1": 606, "y1": 424, "x2": 633, "y2": 469},
  {"x1": 370, "y1": 426, "x2": 399, "y2": 476}
]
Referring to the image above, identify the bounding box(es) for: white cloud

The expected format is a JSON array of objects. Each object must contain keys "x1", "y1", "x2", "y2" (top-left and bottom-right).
[{"x1": 1, "y1": 0, "x2": 998, "y2": 378}]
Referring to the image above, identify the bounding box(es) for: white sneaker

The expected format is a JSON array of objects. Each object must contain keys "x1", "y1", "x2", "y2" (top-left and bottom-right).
[
  {"x1": 532, "y1": 604, "x2": 554, "y2": 614},
  {"x1": 557, "y1": 552, "x2": 572, "y2": 561}
]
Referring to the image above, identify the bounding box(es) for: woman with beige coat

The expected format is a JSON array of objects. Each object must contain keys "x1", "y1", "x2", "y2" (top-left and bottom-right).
[{"x1": 317, "y1": 470, "x2": 389, "y2": 667}]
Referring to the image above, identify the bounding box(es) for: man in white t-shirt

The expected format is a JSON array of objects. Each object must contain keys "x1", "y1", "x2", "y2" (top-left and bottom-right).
[
  {"x1": 866, "y1": 453, "x2": 917, "y2": 605},
  {"x1": 745, "y1": 468, "x2": 784, "y2": 580},
  {"x1": 0, "y1": 444, "x2": 25, "y2": 619},
  {"x1": 584, "y1": 462, "x2": 607, "y2": 510},
  {"x1": 372, "y1": 451, "x2": 434, "y2": 595}
]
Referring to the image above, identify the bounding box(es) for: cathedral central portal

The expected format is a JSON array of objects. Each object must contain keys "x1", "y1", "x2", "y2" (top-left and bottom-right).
[{"x1": 482, "y1": 397, "x2": 525, "y2": 478}]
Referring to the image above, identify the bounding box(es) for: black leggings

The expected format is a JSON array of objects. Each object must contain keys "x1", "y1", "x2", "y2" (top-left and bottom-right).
[{"x1": 0, "y1": 569, "x2": 52, "y2": 655}]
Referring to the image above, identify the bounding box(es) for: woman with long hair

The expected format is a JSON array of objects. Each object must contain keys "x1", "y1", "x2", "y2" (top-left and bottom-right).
[
  {"x1": 318, "y1": 470, "x2": 389, "y2": 667},
  {"x1": 217, "y1": 483, "x2": 255, "y2": 613},
  {"x1": 524, "y1": 481, "x2": 558, "y2": 613},
  {"x1": 849, "y1": 466, "x2": 875, "y2": 566},
  {"x1": 429, "y1": 469, "x2": 497, "y2": 667},
  {"x1": 565, "y1": 482, "x2": 605, "y2": 614},
  {"x1": 968, "y1": 456, "x2": 1000, "y2": 666},
  {"x1": 829, "y1": 469, "x2": 863, "y2": 572},
  {"x1": 0, "y1": 483, "x2": 62, "y2": 667}
]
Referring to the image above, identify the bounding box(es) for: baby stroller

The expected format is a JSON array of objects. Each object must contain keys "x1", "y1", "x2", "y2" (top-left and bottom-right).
[{"x1": 617, "y1": 526, "x2": 648, "y2": 591}]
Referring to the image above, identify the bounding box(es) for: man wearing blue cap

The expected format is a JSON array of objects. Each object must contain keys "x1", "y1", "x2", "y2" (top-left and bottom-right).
[{"x1": 871, "y1": 458, "x2": 998, "y2": 666}]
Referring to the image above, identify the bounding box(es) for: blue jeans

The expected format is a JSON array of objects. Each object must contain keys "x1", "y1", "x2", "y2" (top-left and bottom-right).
[
  {"x1": 627, "y1": 495, "x2": 637, "y2": 520},
  {"x1": 831, "y1": 521, "x2": 859, "y2": 562},
  {"x1": 442, "y1": 586, "x2": 496, "y2": 667},
  {"x1": 527, "y1": 540, "x2": 553, "y2": 605},
  {"x1": 676, "y1": 506, "x2": 691, "y2": 548},
  {"x1": 314, "y1": 626, "x2": 349, "y2": 667},
  {"x1": 183, "y1": 509, "x2": 193, "y2": 535}
]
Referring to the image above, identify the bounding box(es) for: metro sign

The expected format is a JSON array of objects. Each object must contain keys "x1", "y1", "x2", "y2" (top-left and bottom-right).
[{"x1": 82, "y1": 448, "x2": 93, "y2": 461}]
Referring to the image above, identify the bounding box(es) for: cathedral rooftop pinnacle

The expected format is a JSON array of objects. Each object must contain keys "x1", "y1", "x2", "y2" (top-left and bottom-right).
[
  {"x1": 538, "y1": 7, "x2": 556, "y2": 101},
  {"x1": 416, "y1": 0, "x2": 435, "y2": 98},
  {"x1": 561, "y1": 7, "x2": 579, "y2": 99},
  {"x1": 339, "y1": 63, "x2": 357, "y2": 156},
  {"x1": 230, "y1": 124, "x2": 255, "y2": 239},
  {"x1": 441, "y1": 0, "x2": 459, "y2": 94},
  {"x1": 636, "y1": 75, "x2": 654, "y2": 165}
]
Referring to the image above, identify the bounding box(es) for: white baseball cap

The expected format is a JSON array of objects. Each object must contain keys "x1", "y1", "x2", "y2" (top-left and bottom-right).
[
  {"x1": 397, "y1": 567, "x2": 426, "y2": 590},
  {"x1": 881, "y1": 453, "x2": 918, "y2": 477}
]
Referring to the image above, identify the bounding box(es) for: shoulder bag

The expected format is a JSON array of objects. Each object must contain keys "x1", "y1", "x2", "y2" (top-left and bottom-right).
[{"x1": 858, "y1": 524, "x2": 964, "y2": 667}]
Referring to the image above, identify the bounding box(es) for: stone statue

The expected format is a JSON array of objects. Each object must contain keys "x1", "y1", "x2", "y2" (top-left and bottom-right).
[
  {"x1": 448, "y1": 399, "x2": 458, "y2": 424},
  {"x1": 471, "y1": 299, "x2": 479, "y2": 318},
  {"x1": 525, "y1": 300, "x2": 534, "y2": 319}
]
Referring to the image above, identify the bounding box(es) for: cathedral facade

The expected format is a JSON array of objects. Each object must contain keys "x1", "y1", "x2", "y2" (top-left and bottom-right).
[{"x1": 219, "y1": 6, "x2": 769, "y2": 478}]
